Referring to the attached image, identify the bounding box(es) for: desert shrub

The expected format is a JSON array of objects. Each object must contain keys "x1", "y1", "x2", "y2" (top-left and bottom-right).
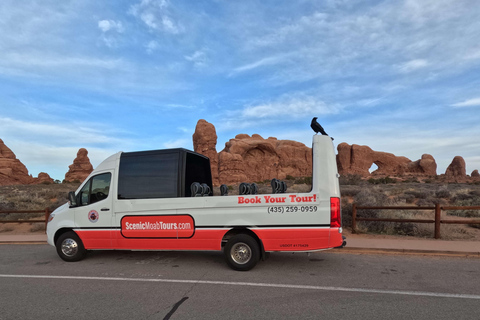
[
  {"x1": 339, "y1": 174, "x2": 363, "y2": 185},
  {"x1": 367, "y1": 176, "x2": 397, "y2": 184},
  {"x1": 354, "y1": 187, "x2": 393, "y2": 206},
  {"x1": 405, "y1": 194, "x2": 416, "y2": 204},
  {"x1": 0, "y1": 224, "x2": 15, "y2": 232},
  {"x1": 289, "y1": 184, "x2": 312, "y2": 193},
  {"x1": 449, "y1": 198, "x2": 480, "y2": 218},
  {"x1": 294, "y1": 176, "x2": 312, "y2": 185},
  {"x1": 0, "y1": 183, "x2": 80, "y2": 211},
  {"x1": 30, "y1": 223, "x2": 45, "y2": 232},
  {"x1": 404, "y1": 190, "x2": 431, "y2": 199},
  {"x1": 452, "y1": 192, "x2": 474, "y2": 201},
  {"x1": 469, "y1": 190, "x2": 480, "y2": 197},
  {"x1": 285, "y1": 175, "x2": 295, "y2": 181},
  {"x1": 453, "y1": 188, "x2": 480, "y2": 198},
  {"x1": 352, "y1": 187, "x2": 438, "y2": 236},
  {"x1": 352, "y1": 188, "x2": 404, "y2": 234},
  {"x1": 0, "y1": 201, "x2": 16, "y2": 211},
  {"x1": 340, "y1": 186, "x2": 362, "y2": 197},
  {"x1": 341, "y1": 198, "x2": 352, "y2": 228},
  {"x1": 395, "y1": 193, "x2": 416, "y2": 204},
  {"x1": 435, "y1": 187, "x2": 451, "y2": 199},
  {"x1": 416, "y1": 198, "x2": 448, "y2": 207}
]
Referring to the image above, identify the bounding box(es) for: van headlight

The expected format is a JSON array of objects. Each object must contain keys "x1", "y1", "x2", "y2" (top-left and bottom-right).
[{"x1": 48, "y1": 214, "x2": 55, "y2": 223}]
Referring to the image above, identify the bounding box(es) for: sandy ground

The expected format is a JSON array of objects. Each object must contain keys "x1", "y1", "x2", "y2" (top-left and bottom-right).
[{"x1": 0, "y1": 222, "x2": 46, "y2": 235}]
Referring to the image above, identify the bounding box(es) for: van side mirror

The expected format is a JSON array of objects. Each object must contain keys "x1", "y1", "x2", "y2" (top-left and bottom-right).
[{"x1": 68, "y1": 191, "x2": 78, "y2": 207}]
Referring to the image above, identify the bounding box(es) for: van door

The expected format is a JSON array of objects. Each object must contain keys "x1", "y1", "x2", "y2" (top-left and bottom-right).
[{"x1": 73, "y1": 171, "x2": 114, "y2": 249}]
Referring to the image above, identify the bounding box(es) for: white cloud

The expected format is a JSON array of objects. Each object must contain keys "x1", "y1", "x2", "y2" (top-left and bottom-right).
[
  {"x1": 184, "y1": 50, "x2": 207, "y2": 68},
  {"x1": 98, "y1": 20, "x2": 124, "y2": 33},
  {"x1": 165, "y1": 103, "x2": 194, "y2": 109},
  {"x1": 163, "y1": 138, "x2": 189, "y2": 149},
  {"x1": 1, "y1": 52, "x2": 125, "y2": 72},
  {"x1": 145, "y1": 40, "x2": 159, "y2": 54},
  {"x1": 98, "y1": 20, "x2": 124, "y2": 48},
  {"x1": 400, "y1": 0, "x2": 463, "y2": 26},
  {"x1": 0, "y1": 117, "x2": 123, "y2": 147},
  {"x1": 464, "y1": 49, "x2": 480, "y2": 60},
  {"x1": 357, "y1": 98, "x2": 383, "y2": 107},
  {"x1": 396, "y1": 59, "x2": 429, "y2": 73},
  {"x1": 129, "y1": 0, "x2": 183, "y2": 34},
  {"x1": 231, "y1": 55, "x2": 288, "y2": 75},
  {"x1": 451, "y1": 98, "x2": 480, "y2": 108},
  {"x1": 0, "y1": 116, "x2": 129, "y2": 180},
  {"x1": 241, "y1": 95, "x2": 341, "y2": 119}
]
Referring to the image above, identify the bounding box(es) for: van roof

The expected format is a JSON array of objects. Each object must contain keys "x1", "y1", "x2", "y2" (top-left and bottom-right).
[{"x1": 121, "y1": 148, "x2": 209, "y2": 160}]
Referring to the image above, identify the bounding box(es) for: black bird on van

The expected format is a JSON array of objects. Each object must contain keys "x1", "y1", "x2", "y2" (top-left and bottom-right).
[{"x1": 310, "y1": 117, "x2": 328, "y2": 135}]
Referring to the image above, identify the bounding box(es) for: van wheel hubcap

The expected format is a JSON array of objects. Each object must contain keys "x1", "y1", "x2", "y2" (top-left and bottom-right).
[
  {"x1": 231, "y1": 242, "x2": 251, "y2": 264},
  {"x1": 61, "y1": 239, "x2": 78, "y2": 257}
]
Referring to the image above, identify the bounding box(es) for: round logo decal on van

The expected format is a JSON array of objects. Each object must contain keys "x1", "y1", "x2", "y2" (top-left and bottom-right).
[{"x1": 88, "y1": 210, "x2": 99, "y2": 223}]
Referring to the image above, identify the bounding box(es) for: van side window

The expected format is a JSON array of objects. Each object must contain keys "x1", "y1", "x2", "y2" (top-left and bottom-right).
[
  {"x1": 118, "y1": 153, "x2": 179, "y2": 199},
  {"x1": 79, "y1": 173, "x2": 112, "y2": 206}
]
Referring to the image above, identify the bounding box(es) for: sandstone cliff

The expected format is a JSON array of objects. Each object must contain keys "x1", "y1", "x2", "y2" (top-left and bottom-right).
[
  {"x1": 336, "y1": 143, "x2": 437, "y2": 177},
  {"x1": 0, "y1": 139, "x2": 34, "y2": 185},
  {"x1": 193, "y1": 120, "x2": 311, "y2": 185}
]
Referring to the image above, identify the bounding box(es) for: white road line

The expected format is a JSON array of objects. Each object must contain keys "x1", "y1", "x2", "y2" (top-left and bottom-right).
[{"x1": 1, "y1": 274, "x2": 479, "y2": 300}]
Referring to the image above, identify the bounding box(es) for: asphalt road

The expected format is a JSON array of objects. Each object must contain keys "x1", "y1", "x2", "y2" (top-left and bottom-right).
[{"x1": 0, "y1": 245, "x2": 479, "y2": 320}]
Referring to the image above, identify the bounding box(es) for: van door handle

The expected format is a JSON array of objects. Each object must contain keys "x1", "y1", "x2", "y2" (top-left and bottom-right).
[{"x1": 101, "y1": 208, "x2": 110, "y2": 211}]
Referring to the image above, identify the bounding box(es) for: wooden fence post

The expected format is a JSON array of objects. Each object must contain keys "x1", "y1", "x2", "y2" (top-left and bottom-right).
[
  {"x1": 434, "y1": 203, "x2": 441, "y2": 239},
  {"x1": 352, "y1": 204, "x2": 357, "y2": 233}
]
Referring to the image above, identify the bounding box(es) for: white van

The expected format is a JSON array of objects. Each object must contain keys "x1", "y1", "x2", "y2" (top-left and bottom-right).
[{"x1": 47, "y1": 134, "x2": 343, "y2": 271}]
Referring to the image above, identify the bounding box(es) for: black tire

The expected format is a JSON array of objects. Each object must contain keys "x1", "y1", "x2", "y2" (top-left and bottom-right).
[
  {"x1": 56, "y1": 231, "x2": 87, "y2": 262},
  {"x1": 224, "y1": 234, "x2": 260, "y2": 271}
]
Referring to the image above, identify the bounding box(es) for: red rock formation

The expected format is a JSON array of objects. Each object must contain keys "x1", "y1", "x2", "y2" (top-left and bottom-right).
[
  {"x1": 445, "y1": 156, "x2": 467, "y2": 182},
  {"x1": 407, "y1": 154, "x2": 437, "y2": 176},
  {"x1": 192, "y1": 121, "x2": 480, "y2": 185},
  {"x1": 0, "y1": 139, "x2": 35, "y2": 185},
  {"x1": 218, "y1": 134, "x2": 312, "y2": 185},
  {"x1": 64, "y1": 148, "x2": 93, "y2": 183},
  {"x1": 192, "y1": 120, "x2": 312, "y2": 185},
  {"x1": 336, "y1": 143, "x2": 432, "y2": 177},
  {"x1": 34, "y1": 172, "x2": 54, "y2": 184},
  {"x1": 192, "y1": 120, "x2": 219, "y2": 184},
  {"x1": 472, "y1": 170, "x2": 480, "y2": 178}
]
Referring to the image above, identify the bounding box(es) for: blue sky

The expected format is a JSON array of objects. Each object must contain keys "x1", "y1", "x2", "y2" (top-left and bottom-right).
[{"x1": 1, "y1": 0, "x2": 480, "y2": 181}]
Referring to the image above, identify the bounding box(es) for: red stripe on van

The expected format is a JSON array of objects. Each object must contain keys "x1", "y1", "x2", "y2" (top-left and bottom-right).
[
  {"x1": 76, "y1": 227, "x2": 342, "y2": 252},
  {"x1": 252, "y1": 228, "x2": 330, "y2": 251}
]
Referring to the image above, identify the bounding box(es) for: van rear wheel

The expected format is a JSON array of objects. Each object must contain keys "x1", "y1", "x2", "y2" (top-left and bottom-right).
[
  {"x1": 56, "y1": 231, "x2": 87, "y2": 262},
  {"x1": 224, "y1": 234, "x2": 260, "y2": 271}
]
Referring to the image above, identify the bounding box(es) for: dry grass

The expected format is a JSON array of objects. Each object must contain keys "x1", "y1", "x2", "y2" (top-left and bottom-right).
[
  {"x1": 340, "y1": 181, "x2": 480, "y2": 240},
  {"x1": 0, "y1": 182, "x2": 80, "y2": 212},
  {"x1": 0, "y1": 182, "x2": 80, "y2": 234}
]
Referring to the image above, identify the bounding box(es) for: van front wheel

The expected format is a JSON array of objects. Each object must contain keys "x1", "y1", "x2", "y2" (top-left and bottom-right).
[
  {"x1": 56, "y1": 231, "x2": 87, "y2": 262},
  {"x1": 224, "y1": 234, "x2": 260, "y2": 271}
]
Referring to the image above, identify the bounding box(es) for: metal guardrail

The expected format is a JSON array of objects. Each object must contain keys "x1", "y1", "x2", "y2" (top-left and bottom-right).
[
  {"x1": 0, "y1": 209, "x2": 51, "y2": 231},
  {"x1": 352, "y1": 204, "x2": 480, "y2": 239}
]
